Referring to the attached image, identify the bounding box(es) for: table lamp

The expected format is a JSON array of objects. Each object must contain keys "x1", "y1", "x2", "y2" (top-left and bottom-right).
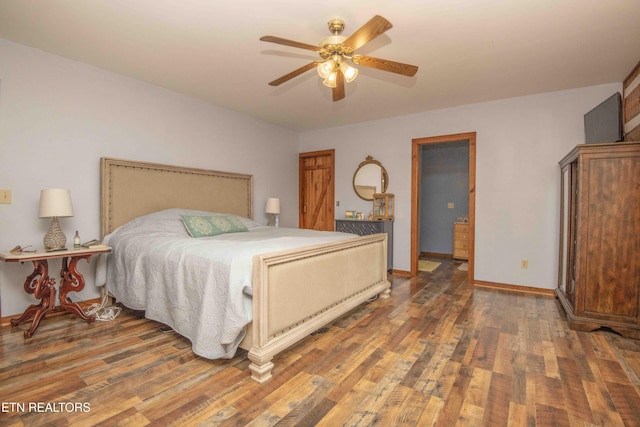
[
  {"x1": 39, "y1": 189, "x2": 74, "y2": 251},
  {"x1": 265, "y1": 197, "x2": 280, "y2": 227}
]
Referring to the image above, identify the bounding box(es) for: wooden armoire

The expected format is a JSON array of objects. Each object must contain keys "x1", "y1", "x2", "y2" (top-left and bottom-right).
[{"x1": 556, "y1": 142, "x2": 640, "y2": 338}]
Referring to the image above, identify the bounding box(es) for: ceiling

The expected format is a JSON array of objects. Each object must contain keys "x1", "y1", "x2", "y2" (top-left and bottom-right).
[{"x1": 1, "y1": 0, "x2": 639, "y2": 132}]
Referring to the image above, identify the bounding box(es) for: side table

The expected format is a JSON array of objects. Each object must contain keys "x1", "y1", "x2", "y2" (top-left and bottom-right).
[{"x1": 0, "y1": 246, "x2": 111, "y2": 338}]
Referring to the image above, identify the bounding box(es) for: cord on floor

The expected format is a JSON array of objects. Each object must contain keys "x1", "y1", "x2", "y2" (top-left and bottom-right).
[{"x1": 83, "y1": 291, "x2": 122, "y2": 322}]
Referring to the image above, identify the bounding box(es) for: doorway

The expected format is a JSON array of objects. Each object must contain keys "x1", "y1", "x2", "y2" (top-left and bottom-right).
[
  {"x1": 411, "y1": 133, "x2": 476, "y2": 283},
  {"x1": 299, "y1": 149, "x2": 335, "y2": 231}
]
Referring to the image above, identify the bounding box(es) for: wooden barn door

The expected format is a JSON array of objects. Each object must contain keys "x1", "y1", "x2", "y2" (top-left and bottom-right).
[{"x1": 299, "y1": 149, "x2": 335, "y2": 231}]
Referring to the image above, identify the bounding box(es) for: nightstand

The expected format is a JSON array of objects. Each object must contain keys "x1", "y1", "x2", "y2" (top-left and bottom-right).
[
  {"x1": 453, "y1": 222, "x2": 469, "y2": 260},
  {"x1": 0, "y1": 246, "x2": 111, "y2": 338}
]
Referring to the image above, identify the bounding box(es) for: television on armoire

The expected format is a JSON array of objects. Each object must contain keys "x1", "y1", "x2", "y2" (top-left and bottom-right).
[{"x1": 584, "y1": 92, "x2": 624, "y2": 144}]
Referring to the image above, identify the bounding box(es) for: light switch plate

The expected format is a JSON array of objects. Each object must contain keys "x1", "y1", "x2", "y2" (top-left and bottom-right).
[
  {"x1": 447, "y1": 202, "x2": 454, "y2": 209},
  {"x1": 0, "y1": 189, "x2": 11, "y2": 204}
]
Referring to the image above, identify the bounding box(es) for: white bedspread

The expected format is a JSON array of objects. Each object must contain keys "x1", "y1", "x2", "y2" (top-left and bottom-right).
[{"x1": 99, "y1": 209, "x2": 355, "y2": 359}]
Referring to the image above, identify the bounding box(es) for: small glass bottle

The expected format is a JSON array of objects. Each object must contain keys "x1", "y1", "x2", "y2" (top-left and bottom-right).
[{"x1": 74, "y1": 231, "x2": 81, "y2": 248}]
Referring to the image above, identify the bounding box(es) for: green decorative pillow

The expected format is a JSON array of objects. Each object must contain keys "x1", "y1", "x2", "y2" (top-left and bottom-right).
[{"x1": 181, "y1": 214, "x2": 248, "y2": 237}]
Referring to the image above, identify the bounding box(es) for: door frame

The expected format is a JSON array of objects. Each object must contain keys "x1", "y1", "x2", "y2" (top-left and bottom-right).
[
  {"x1": 411, "y1": 132, "x2": 476, "y2": 283},
  {"x1": 298, "y1": 149, "x2": 335, "y2": 230}
]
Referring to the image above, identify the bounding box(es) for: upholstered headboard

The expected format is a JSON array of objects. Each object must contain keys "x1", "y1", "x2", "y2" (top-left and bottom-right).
[{"x1": 100, "y1": 157, "x2": 253, "y2": 237}]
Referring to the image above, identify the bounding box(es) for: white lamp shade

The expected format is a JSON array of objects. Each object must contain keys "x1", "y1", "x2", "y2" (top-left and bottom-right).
[
  {"x1": 39, "y1": 189, "x2": 74, "y2": 218},
  {"x1": 265, "y1": 197, "x2": 280, "y2": 214}
]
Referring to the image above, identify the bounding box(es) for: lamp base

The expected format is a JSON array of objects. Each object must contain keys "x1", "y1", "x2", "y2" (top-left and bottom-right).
[
  {"x1": 43, "y1": 217, "x2": 67, "y2": 251},
  {"x1": 268, "y1": 214, "x2": 279, "y2": 227}
]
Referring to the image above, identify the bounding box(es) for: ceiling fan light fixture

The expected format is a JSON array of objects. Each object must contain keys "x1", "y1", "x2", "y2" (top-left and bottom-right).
[
  {"x1": 260, "y1": 15, "x2": 419, "y2": 101},
  {"x1": 317, "y1": 60, "x2": 335, "y2": 79},
  {"x1": 339, "y1": 62, "x2": 358, "y2": 83},
  {"x1": 322, "y1": 71, "x2": 338, "y2": 88}
]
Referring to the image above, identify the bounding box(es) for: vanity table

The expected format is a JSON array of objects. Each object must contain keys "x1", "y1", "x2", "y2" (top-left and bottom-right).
[
  {"x1": 335, "y1": 219, "x2": 393, "y2": 271},
  {"x1": 346, "y1": 155, "x2": 394, "y2": 271}
]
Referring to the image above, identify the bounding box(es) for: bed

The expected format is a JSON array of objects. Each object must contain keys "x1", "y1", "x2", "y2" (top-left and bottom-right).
[{"x1": 99, "y1": 157, "x2": 390, "y2": 383}]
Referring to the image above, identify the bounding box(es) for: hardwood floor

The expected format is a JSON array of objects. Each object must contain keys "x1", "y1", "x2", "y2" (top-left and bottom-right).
[{"x1": 1, "y1": 258, "x2": 639, "y2": 426}]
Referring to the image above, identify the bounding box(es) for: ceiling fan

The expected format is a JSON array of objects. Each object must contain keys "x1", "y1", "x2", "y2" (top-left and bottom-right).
[{"x1": 260, "y1": 15, "x2": 418, "y2": 102}]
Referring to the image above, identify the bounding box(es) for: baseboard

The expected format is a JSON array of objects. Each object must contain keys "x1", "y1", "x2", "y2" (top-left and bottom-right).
[
  {"x1": 391, "y1": 269, "x2": 411, "y2": 277},
  {"x1": 0, "y1": 297, "x2": 102, "y2": 327},
  {"x1": 474, "y1": 280, "x2": 555, "y2": 296},
  {"x1": 420, "y1": 252, "x2": 453, "y2": 259}
]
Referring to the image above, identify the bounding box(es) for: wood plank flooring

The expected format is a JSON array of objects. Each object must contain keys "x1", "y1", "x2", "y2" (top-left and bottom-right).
[{"x1": 1, "y1": 258, "x2": 640, "y2": 426}]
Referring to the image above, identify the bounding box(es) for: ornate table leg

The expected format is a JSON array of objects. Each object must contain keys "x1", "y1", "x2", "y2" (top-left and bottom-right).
[
  {"x1": 59, "y1": 255, "x2": 96, "y2": 323},
  {"x1": 10, "y1": 259, "x2": 56, "y2": 338}
]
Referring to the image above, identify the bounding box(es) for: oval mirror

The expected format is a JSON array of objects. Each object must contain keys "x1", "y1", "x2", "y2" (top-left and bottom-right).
[{"x1": 353, "y1": 156, "x2": 388, "y2": 201}]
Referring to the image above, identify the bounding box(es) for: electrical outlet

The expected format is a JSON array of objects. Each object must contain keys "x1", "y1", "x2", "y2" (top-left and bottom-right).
[
  {"x1": 521, "y1": 260, "x2": 528, "y2": 269},
  {"x1": 0, "y1": 189, "x2": 11, "y2": 204}
]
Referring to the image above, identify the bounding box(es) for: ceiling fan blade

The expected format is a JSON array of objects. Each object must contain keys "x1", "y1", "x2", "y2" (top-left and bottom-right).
[
  {"x1": 332, "y1": 70, "x2": 345, "y2": 102},
  {"x1": 342, "y1": 15, "x2": 393, "y2": 51},
  {"x1": 260, "y1": 36, "x2": 319, "y2": 52},
  {"x1": 267, "y1": 62, "x2": 318, "y2": 86},
  {"x1": 353, "y1": 55, "x2": 418, "y2": 77}
]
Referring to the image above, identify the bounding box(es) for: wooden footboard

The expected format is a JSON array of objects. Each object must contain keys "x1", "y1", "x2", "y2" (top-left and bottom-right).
[{"x1": 244, "y1": 233, "x2": 390, "y2": 383}]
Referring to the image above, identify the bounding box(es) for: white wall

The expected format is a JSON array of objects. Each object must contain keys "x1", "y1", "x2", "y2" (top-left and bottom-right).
[
  {"x1": 0, "y1": 36, "x2": 624, "y2": 318},
  {"x1": 0, "y1": 39, "x2": 299, "y2": 316},
  {"x1": 299, "y1": 82, "x2": 622, "y2": 290}
]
